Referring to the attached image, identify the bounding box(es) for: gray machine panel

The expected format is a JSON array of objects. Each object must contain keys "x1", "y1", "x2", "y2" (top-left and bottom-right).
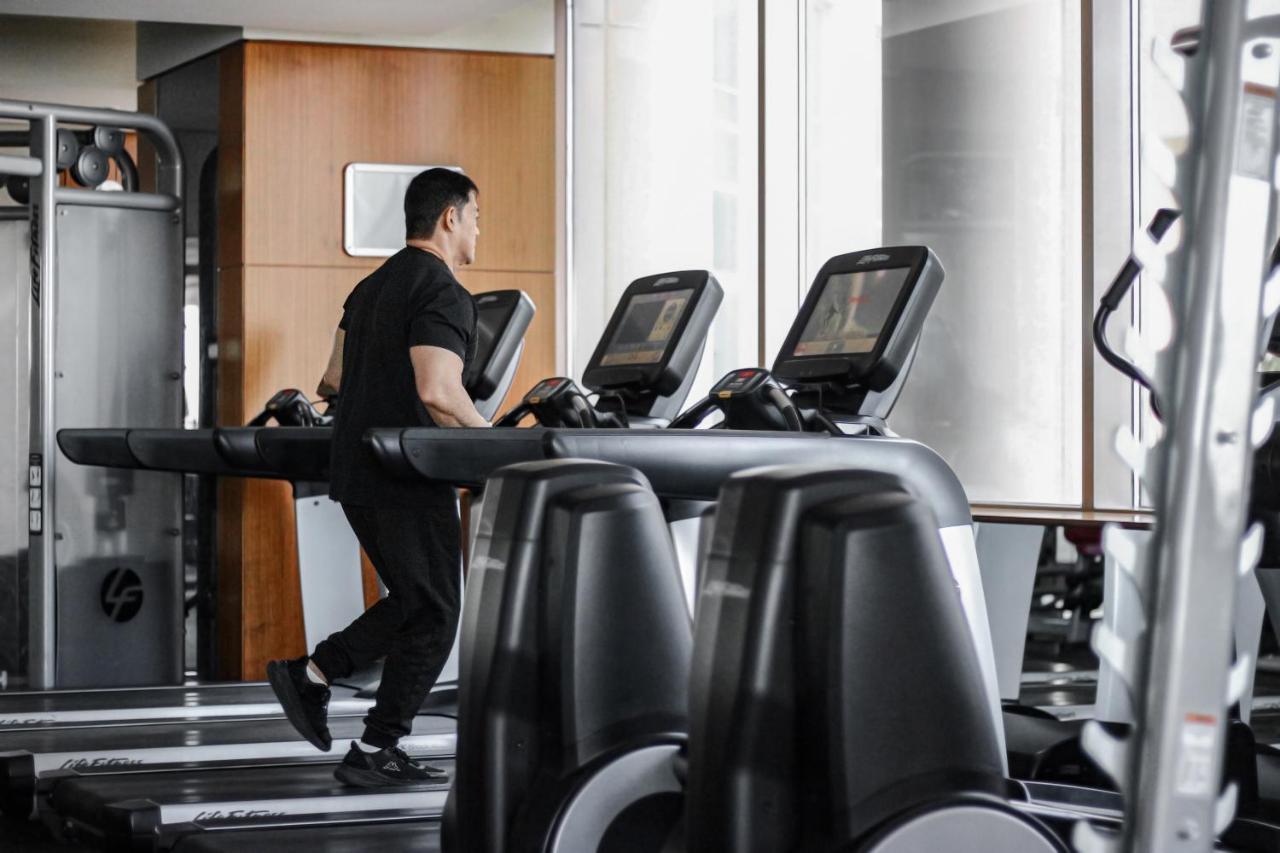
[
  {"x1": 0, "y1": 218, "x2": 30, "y2": 682},
  {"x1": 48, "y1": 205, "x2": 183, "y2": 686}
]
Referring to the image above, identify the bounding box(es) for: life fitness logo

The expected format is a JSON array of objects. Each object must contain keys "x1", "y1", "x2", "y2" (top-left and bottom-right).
[{"x1": 100, "y1": 568, "x2": 144, "y2": 623}]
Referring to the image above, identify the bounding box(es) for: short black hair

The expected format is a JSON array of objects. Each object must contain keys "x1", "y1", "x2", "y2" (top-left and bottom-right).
[{"x1": 404, "y1": 168, "x2": 478, "y2": 240}]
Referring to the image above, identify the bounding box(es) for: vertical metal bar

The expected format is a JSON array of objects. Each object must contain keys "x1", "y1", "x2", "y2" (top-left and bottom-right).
[
  {"x1": 555, "y1": 0, "x2": 574, "y2": 377},
  {"x1": 1128, "y1": 0, "x2": 1145, "y2": 510},
  {"x1": 1124, "y1": 3, "x2": 1280, "y2": 848},
  {"x1": 30, "y1": 114, "x2": 57, "y2": 689},
  {"x1": 1081, "y1": 0, "x2": 1096, "y2": 510},
  {"x1": 795, "y1": 0, "x2": 807, "y2": 305},
  {"x1": 756, "y1": 0, "x2": 767, "y2": 367}
]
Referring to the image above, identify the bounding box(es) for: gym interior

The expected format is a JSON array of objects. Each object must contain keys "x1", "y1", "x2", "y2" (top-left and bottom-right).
[{"x1": 0, "y1": 1, "x2": 1273, "y2": 851}]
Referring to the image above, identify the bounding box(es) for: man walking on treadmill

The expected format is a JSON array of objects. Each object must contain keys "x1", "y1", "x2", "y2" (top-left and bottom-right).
[{"x1": 268, "y1": 168, "x2": 489, "y2": 787}]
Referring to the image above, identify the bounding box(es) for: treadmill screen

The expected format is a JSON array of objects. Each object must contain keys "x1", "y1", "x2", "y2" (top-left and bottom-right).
[
  {"x1": 464, "y1": 299, "x2": 509, "y2": 392},
  {"x1": 599, "y1": 289, "x2": 694, "y2": 366},
  {"x1": 473, "y1": 303, "x2": 502, "y2": 365},
  {"x1": 792, "y1": 267, "x2": 912, "y2": 356}
]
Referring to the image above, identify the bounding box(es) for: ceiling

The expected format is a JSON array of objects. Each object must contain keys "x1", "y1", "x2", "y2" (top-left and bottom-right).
[{"x1": 0, "y1": 0, "x2": 535, "y2": 38}]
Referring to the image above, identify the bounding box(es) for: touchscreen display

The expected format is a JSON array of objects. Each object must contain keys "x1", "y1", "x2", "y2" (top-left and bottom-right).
[
  {"x1": 473, "y1": 303, "x2": 503, "y2": 365},
  {"x1": 460, "y1": 298, "x2": 499, "y2": 389},
  {"x1": 792, "y1": 267, "x2": 911, "y2": 356},
  {"x1": 600, "y1": 289, "x2": 694, "y2": 366}
]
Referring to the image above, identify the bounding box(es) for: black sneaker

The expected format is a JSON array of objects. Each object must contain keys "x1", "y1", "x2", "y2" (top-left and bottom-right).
[
  {"x1": 334, "y1": 741, "x2": 450, "y2": 787},
  {"x1": 266, "y1": 657, "x2": 332, "y2": 751}
]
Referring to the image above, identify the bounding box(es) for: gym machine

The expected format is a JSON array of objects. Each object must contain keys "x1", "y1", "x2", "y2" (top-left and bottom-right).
[
  {"x1": 6, "y1": 281, "x2": 716, "y2": 851},
  {"x1": 0, "y1": 294, "x2": 532, "y2": 844},
  {"x1": 495, "y1": 269, "x2": 722, "y2": 429},
  {"x1": 0, "y1": 100, "x2": 184, "y2": 690}
]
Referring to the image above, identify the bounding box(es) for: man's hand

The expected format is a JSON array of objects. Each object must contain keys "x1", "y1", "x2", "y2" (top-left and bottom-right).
[
  {"x1": 317, "y1": 329, "x2": 345, "y2": 399},
  {"x1": 410, "y1": 345, "x2": 490, "y2": 428}
]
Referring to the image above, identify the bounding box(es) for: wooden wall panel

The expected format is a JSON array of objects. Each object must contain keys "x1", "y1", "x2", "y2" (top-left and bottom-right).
[
  {"x1": 212, "y1": 468, "x2": 314, "y2": 678},
  {"x1": 240, "y1": 42, "x2": 555, "y2": 273},
  {"x1": 216, "y1": 40, "x2": 556, "y2": 678},
  {"x1": 216, "y1": 265, "x2": 246, "y2": 427}
]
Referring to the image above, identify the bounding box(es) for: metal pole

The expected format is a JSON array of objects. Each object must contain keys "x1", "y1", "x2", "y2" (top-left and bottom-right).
[
  {"x1": 0, "y1": 99, "x2": 183, "y2": 198},
  {"x1": 0, "y1": 154, "x2": 41, "y2": 177},
  {"x1": 29, "y1": 114, "x2": 57, "y2": 689},
  {"x1": 1076, "y1": 4, "x2": 1280, "y2": 850}
]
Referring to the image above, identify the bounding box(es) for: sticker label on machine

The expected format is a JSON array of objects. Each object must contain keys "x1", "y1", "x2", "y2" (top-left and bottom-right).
[
  {"x1": 1237, "y1": 85, "x2": 1277, "y2": 181},
  {"x1": 27, "y1": 454, "x2": 42, "y2": 534},
  {"x1": 1175, "y1": 712, "x2": 1218, "y2": 797}
]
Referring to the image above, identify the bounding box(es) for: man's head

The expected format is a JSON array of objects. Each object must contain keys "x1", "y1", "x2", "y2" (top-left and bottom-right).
[{"x1": 404, "y1": 167, "x2": 480, "y2": 267}]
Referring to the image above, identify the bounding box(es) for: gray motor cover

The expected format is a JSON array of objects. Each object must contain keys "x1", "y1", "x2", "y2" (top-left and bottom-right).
[
  {"x1": 685, "y1": 466, "x2": 1005, "y2": 851},
  {"x1": 443, "y1": 459, "x2": 690, "y2": 853}
]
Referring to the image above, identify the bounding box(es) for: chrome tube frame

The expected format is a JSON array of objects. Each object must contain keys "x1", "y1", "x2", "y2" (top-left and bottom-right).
[
  {"x1": 1076, "y1": 6, "x2": 1280, "y2": 851},
  {"x1": 0, "y1": 99, "x2": 183, "y2": 688}
]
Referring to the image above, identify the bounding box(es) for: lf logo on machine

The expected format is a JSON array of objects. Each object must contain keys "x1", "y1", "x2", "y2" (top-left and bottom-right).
[
  {"x1": 60, "y1": 757, "x2": 144, "y2": 770},
  {"x1": 100, "y1": 568, "x2": 144, "y2": 623}
]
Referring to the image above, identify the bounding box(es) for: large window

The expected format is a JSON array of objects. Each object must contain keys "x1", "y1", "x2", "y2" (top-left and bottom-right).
[
  {"x1": 570, "y1": 0, "x2": 759, "y2": 392},
  {"x1": 801, "y1": 0, "x2": 1083, "y2": 505},
  {"x1": 565, "y1": 0, "x2": 1186, "y2": 509}
]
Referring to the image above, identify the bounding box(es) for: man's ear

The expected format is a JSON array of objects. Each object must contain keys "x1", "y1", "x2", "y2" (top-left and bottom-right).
[{"x1": 439, "y1": 205, "x2": 456, "y2": 234}]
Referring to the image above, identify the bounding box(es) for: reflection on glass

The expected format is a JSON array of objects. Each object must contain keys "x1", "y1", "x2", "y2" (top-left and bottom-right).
[
  {"x1": 571, "y1": 0, "x2": 759, "y2": 393},
  {"x1": 600, "y1": 290, "x2": 693, "y2": 366},
  {"x1": 793, "y1": 268, "x2": 910, "y2": 356},
  {"x1": 806, "y1": 0, "x2": 1083, "y2": 504}
]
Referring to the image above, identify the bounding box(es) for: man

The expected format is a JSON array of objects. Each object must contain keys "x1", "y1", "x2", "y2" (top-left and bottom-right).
[{"x1": 268, "y1": 168, "x2": 489, "y2": 787}]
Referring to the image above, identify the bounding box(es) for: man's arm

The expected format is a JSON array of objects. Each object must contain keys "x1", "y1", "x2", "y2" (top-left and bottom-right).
[
  {"x1": 410, "y1": 345, "x2": 490, "y2": 428},
  {"x1": 316, "y1": 328, "x2": 345, "y2": 399}
]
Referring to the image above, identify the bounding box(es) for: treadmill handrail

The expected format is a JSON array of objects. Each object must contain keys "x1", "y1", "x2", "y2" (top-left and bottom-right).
[
  {"x1": 254, "y1": 427, "x2": 332, "y2": 481},
  {"x1": 57, "y1": 428, "x2": 274, "y2": 479},
  {"x1": 57, "y1": 429, "x2": 140, "y2": 469},
  {"x1": 370, "y1": 427, "x2": 973, "y2": 528}
]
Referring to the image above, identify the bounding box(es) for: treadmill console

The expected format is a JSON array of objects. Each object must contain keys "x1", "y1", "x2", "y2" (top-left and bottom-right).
[
  {"x1": 773, "y1": 246, "x2": 942, "y2": 412},
  {"x1": 581, "y1": 269, "x2": 723, "y2": 420},
  {"x1": 466, "y1": 289, "x2": 536, "y2": 420},
  {"x1": 508, "y1": 376, "x2": 598, "y2": 427},
  {"x1": 525, "y1": 376, "x2": 579, "y2": 403},
  {"x1": 250, "y1": 389, "x2": 330, "y2": 427},
  {"x1": 670, "y1": 366, "x2": 803, "y2": 432},
  {"x1": 711, "y1": 367, "x2": 773, "y2": 398}
]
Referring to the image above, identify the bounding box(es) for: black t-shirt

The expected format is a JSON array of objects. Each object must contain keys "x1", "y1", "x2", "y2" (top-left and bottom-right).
[{"x1": 329, "y1": 248, "x2": 477, "y2": 507}]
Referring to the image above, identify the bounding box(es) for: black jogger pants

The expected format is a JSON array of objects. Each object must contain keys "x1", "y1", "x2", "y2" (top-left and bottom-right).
[{"x1": 310, "y1": 501, "x2": 462, "y2": 748}]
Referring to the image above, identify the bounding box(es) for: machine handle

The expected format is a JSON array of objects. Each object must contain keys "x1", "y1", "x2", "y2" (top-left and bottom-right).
[
  {"x1": 668, "y1": 397, "x2": 720, "y2": 430},
  {"x1": 495, "y1": 402, "x2": 532, "y2": 428}
]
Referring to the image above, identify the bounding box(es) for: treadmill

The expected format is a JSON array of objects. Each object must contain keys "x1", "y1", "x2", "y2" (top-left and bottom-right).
[
  {"x1": 0, "y1": 292, "x2": 533, "y2": 839},
  {"x1": 2, "y1": 288, "x2": 533, "y2": 728},
  {"x1": 163, "y1": 251, "x2": 972, "y2": 852},
  {"x1": 24, "y1": 279, "x2": 720, "y2": 851}
]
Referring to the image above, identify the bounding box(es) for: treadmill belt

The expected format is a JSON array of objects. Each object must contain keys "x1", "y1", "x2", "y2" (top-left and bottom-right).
[
  {"x1": 0, "y1": 711, "x2": 400, "y2": 759},
  {"x1": 0, "y1": 683, "x2": 368, "y2": 728},
  {"x1": 51, "y1": 754, "x2": 454, "y2": 835},
  {"x1": 0, "y1": 713, "x2": 452, "y2": 756},
  {"x1": 173, "y1": 820, "x2": 441, "y2": 852},
  {"x1": 0, "y1": 713, "x2": 455, "y2": 821}
]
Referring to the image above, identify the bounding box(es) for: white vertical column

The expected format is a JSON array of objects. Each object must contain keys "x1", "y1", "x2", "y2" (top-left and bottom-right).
[
  {"x1": 555, "y1": 0, "x2": 574, "y2": 375},
  {"x1": 759, "y1": 0, "x2": 803, "y2": 365}
]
